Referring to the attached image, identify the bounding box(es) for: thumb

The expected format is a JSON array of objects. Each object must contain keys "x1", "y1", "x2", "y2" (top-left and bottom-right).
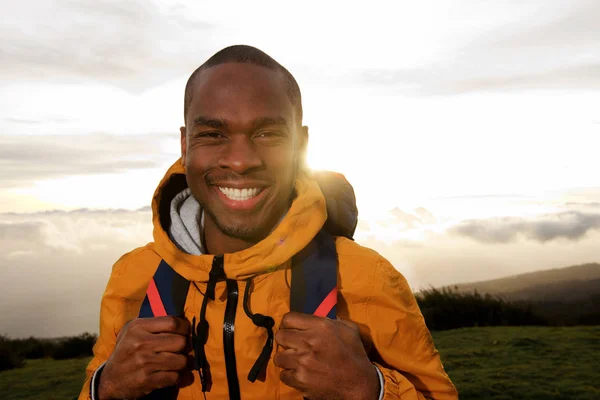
[
  {"x1": 335, "y1": 317, "x2": 356, "y2": 329},
  {"x1": 336, "y1": 318, "x2": 373, "y2": 353}
]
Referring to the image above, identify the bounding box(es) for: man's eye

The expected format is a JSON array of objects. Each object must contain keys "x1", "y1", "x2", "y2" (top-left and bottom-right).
[
  {"x1": 197, "y1": 131, "x2": 224, "y2": 139},
  {"x1": 255, "y1": 131, "x2": 286, "y2": 139}
]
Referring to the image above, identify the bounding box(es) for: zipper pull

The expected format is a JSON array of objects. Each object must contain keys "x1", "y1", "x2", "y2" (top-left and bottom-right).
[{"x1": 206, "y1": 254, "x2": 225, "y2": 300}]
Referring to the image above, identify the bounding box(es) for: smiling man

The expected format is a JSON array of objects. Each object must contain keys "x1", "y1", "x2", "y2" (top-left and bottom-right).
[{"x1": 79, "y1": 45, "x2": 458, "y2": 400}]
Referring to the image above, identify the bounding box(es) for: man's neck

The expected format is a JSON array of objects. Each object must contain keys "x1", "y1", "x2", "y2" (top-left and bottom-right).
[
  {"x1": 201, "y1": 208, "x2": 290, "y2": 255},
  {"x1": 204, "y1": 226, "x2": 256, "y2": 255}
]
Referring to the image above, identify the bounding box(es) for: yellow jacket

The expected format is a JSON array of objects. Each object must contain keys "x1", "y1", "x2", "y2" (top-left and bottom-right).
[{"x1": 80, "y1": 160, "x2": 458, "y2": 400}]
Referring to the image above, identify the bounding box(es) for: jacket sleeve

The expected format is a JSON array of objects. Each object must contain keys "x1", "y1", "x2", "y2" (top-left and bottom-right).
[
  {"x1": 364, "y1": 257, "x2": 458, "y2": 400},
  {"x1": 78, "y1": 252, "x2": 138, "y2": 400}
]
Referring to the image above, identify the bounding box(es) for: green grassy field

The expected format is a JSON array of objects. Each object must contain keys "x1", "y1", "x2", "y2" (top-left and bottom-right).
[
  {"x1": 0, "y1": 357, "x2": 88, "y2": 400},
  {"x1": 433, "y1": 326, "x2": 600, "y2": 400},
  {"x1": 0, "y1": 326, "x2": 598, "y2": 400}
]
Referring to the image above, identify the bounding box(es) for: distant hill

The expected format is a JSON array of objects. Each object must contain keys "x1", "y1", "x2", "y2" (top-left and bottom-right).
[
  {"x1": 447, "y1": 263, "x2": 600, "y2": 302},
  {"x1": 441, "y1": 263, "x2": 600, "y2": 325}
]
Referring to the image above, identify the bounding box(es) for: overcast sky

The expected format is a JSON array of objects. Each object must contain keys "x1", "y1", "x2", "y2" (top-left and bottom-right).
[{"x1": 1, "y1": 0, "x2": 599, "y2": 337}]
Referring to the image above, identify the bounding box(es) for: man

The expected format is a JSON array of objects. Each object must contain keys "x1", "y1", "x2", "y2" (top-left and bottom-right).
[{"x1": 79, "y1": 45, "x2": 458, "y2": 400}]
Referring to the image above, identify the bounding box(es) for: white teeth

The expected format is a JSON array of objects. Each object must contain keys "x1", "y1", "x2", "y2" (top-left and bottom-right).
[{"x1": 219, "y1": 187, "x2": 261, "y2": 201}]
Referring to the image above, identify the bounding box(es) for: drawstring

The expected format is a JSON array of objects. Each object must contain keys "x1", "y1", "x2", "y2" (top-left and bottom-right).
[
  {"x1": 192, "y1": 255, "x2": 225, "y2": 392},
  {"x1": 243, "y1": 278, "x2": 275, "y2": 382},
  {"x1": 191, "y1": 262, "x2": 274, "y2": 388}
]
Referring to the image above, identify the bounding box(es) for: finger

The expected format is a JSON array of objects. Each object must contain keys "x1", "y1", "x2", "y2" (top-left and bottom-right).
[
  {"x1": 148, "y1": 371, "x2": 180, "y2": 391},
  {"x1": 150, "y1": 352, "x2": 188, "y2": 372},
  {"x1": 273, "y1": 348, "x2": 299, "y2": 370},
  {"x1": 275, "y1": 328, "x2": 311, "y2": 350},
  {"x1": 280, "y1": 312, "x2": 326, "y2": 331},
  {"x1": 280, "y1": 368, "x2": 306, "y2": 393},
  {"x1": 335, "y1": 317, "x2": 358, "y2": 330},
  {"x1": 141, "y1": 316, "x2": 191, "y2": 335},
  {"x1": 336, "y1": 318, "x2": 372, "y2": 351},
  {"x1": 149, "y1": 332, "x2": 189, "y2": 353}
]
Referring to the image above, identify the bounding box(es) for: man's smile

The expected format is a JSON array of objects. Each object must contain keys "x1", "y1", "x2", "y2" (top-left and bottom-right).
[{"x1": 212, "y1": 185, "x2": 270, "y2": 211}]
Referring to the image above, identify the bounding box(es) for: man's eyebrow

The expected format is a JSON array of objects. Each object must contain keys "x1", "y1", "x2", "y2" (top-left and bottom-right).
[
  {"x1": 253, "y1": 117, "x2": 289, "y2": 130},
  {"x1": 192, "y1": 116, "x2": 227, "y2": 129}
]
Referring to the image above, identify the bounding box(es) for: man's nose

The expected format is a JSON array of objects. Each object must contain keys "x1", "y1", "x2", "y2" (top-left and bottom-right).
[{"x1": 218, "y1": 134, "x2": 263, "y2": 174}]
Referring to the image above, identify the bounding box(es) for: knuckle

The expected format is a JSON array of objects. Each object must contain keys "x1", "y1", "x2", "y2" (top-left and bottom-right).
[
  {"x1": 175, "y1": 354, "x2": 187, "y2": 370},
  {"x1": 180, "y1": 317, "x2": 191, "y2": 331},
  {"x1": 131, "y1": 337, "x2": 147, "y2": 352},
  {"x1": 306, "y1": 335, "x2": 320, "y2": 349},
  {"x1": 297, "y1": 354, "x2": 312, "y2": 369},
  {"x1": 140, "y1": 367, "x2": 154, "y2": 384},
  {"x1": 294, "y1": 366, "x2": 308, "y2": 385},
  {"x1": 321, "y1": 318, "x2": 334, "y2": 330},
  {"x1": 162, "y1": 372, "x2": 179, "y2": 387},
  {"x1": 272, "y1": 351, "x2": 283, "y2": 367},
  {"x1": 127, "y1": 318, "x2": 142, "y2": 331},
  {"x1": 175, "y1": 335, "x2": 187, "y2": 351},
  {"x1": 281, "y1": 312, "x2": 297, "y2": 327},
  {"x1": 134, "y1": 352, "x2": 149, "y2": 368},
  {"x1": 165, "y1": 316, "x2": 179, "y2": 331},
  {"x1": 280, "y1": 369, "x2": 294, "y2": 387},
  {"x1": 274, "y1": 330, "x2": 284, "y2": 343},
  {"x1": 280, "y1": 313, "x2": 290, "y2": 327}
]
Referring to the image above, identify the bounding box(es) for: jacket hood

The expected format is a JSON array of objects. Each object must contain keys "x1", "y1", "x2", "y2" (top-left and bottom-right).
[{"x1": 151, "y1": 159, "x2": 358, "y2": 283}]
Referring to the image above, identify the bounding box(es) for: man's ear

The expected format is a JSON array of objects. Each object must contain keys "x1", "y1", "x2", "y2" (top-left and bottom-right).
[
  {"x1": 298, "y1": 125, "x2": 309, "y2": 171},
  {"x1": 180, "y1": 126, "x2": 187, "y2": 165},
  {"x1": 301, "y1": 125, "x2": 309, "y2": 148}
]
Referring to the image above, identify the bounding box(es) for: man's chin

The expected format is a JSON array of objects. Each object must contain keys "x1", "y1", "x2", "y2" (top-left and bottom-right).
[
  {"x1": 211, "y1": 214, "x2": 270, "y2": 242},
  {"x1": 218, "y1": 224, "x2": 269, "y2": 243}
]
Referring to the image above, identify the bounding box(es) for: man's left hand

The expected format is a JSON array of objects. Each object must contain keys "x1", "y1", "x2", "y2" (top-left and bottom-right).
[{"x1": 274, "y1": 312, "x2": 380, "y2": 400}]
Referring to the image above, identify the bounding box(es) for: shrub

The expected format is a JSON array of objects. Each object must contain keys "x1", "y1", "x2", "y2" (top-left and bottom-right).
[
  {"x1": 52, "y1": 333, "x2": 97, "y2": 360},
  {"x1": 415, "y1": 287, "x2": 548, "y2": 331},
  {"x1": 0, "y1": 335, "x2": 25, "y2": 372},
  {"x1": 12, "y1": 336, "x2": 55, "y2": 359}
]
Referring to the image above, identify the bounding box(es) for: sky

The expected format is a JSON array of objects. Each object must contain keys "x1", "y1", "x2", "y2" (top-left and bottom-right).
[{"x1": 1, "y1": 0, "x2": 599, "y2": 337}]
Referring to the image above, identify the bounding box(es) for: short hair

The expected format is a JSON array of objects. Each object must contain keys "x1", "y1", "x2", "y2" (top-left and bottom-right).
[{"x1": 183, "y1": 45, "x2": 303, "y2": 124}]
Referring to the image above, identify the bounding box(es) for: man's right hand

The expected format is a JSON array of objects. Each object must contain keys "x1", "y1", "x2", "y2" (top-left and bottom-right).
[{"x1": 98, "y1": 316, "x2": 191, "y2": 400}]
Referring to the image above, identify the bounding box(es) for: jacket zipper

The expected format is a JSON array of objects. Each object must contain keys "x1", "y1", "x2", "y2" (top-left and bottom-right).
[{"x1": 214, "y1": 255, "x2": 242, "y2": 400}]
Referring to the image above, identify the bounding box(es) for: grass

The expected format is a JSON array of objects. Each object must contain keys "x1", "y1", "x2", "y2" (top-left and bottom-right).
[
  {"x1": 0, "y1": 357, "x2": 89, "y2": 400},
  {"x1": 0, "y1": 326, "x2": 598, "y2": 399},
  {"x1": 434, "y1": 326, "x2": 600, "y2": 399}
]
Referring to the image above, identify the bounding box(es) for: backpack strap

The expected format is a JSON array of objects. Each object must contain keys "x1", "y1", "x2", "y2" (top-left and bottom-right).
[
  {"x1": 138, "y1": 260, "x2": 190, "y2": 400},
  {"x1": 290, "y1": 229, "x2": 338, "y2": 319},
  {"x1": 139, "y1": 260, "x2": 190, "y2": 318}
]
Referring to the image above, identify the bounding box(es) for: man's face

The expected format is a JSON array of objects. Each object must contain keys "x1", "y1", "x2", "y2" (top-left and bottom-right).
[{"x1": 181, "y1": 63, "x2": 306, "y2": 243}]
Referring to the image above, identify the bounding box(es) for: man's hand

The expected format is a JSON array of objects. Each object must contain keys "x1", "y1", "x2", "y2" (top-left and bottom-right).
[
  {"x1": 98, "y1": 316, "x2": 191, "y2": 400},
  {"x1": 274, "y1": 312, "x2": 380, "y2": 400}
]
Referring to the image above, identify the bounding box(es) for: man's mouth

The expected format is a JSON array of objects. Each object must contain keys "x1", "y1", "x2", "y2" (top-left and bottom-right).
[
  {"x1": 218, "y1": 187, "x2": 263, "y2": 201},
  {"x1": 213, "y1": 185, "x2": 269, "y2": 211}
]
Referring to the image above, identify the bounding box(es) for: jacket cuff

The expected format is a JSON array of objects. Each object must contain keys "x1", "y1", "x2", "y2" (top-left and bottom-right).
[
  {"x1": 90, "y1": 362, "x2": 106, "y2": 400},
  {"x1": 374, "y1": 364, "x2": 385, "y2": 400},
  {"x1": 372, "y1": 362, "x2": 420, "y2": 400}
]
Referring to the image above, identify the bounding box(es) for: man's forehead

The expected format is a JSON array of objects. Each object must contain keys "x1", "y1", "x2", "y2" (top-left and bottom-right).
[
  {"x1": 188, "y1": 63, "x2": 295, "y2": 123},
  {"x1": 193, "y1": 62, "x2": 286, "y2": 93}
]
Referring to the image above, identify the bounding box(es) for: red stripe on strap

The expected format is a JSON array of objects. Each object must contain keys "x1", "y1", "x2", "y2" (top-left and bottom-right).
[
  {"x1": 147, "y1": 278, "x2": 167, "y2": 317},
  {"x1": 313, "y1": 287, "x2": 337, "y2": 317}
]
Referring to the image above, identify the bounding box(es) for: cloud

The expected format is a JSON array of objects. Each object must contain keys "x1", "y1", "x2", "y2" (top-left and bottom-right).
[
  {"x1": 564, "y1": 201, "x2": 600, "y2": 208},
  {"x1": 0, "y1": 0, "x2": 214, "y2": 91},
  {"x1": 0, "y1": 133, "x2": 177, "y2": 189},
  {"x1": 2, "y1": 201, "x2": 600, "y2": 336},
  {"x1": 2, "y1": 116, "x2": 70, "y2": 125},
  {"x1": 450, "y1": 211, "x2": 600, "y2": 244},
  {"x1": 0, "y1": 209, "x2": 153, "y2": 337},
  {"x1": 358, "y1": 1, "x2": 600, "y2": 94}
]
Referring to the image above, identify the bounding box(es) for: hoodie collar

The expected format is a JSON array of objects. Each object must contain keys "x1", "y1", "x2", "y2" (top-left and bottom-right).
[{"x1": 151, "y1": 159, "x2": 327, "y2": 282}]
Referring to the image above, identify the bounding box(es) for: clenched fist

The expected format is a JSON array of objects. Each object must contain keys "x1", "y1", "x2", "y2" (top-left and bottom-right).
[
  {"x1": 98, "y1": 316, "x2": 191, "y2": 400},
  {"x1": 274, "y1": 312, "x2": 380, "y2": 400}
]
